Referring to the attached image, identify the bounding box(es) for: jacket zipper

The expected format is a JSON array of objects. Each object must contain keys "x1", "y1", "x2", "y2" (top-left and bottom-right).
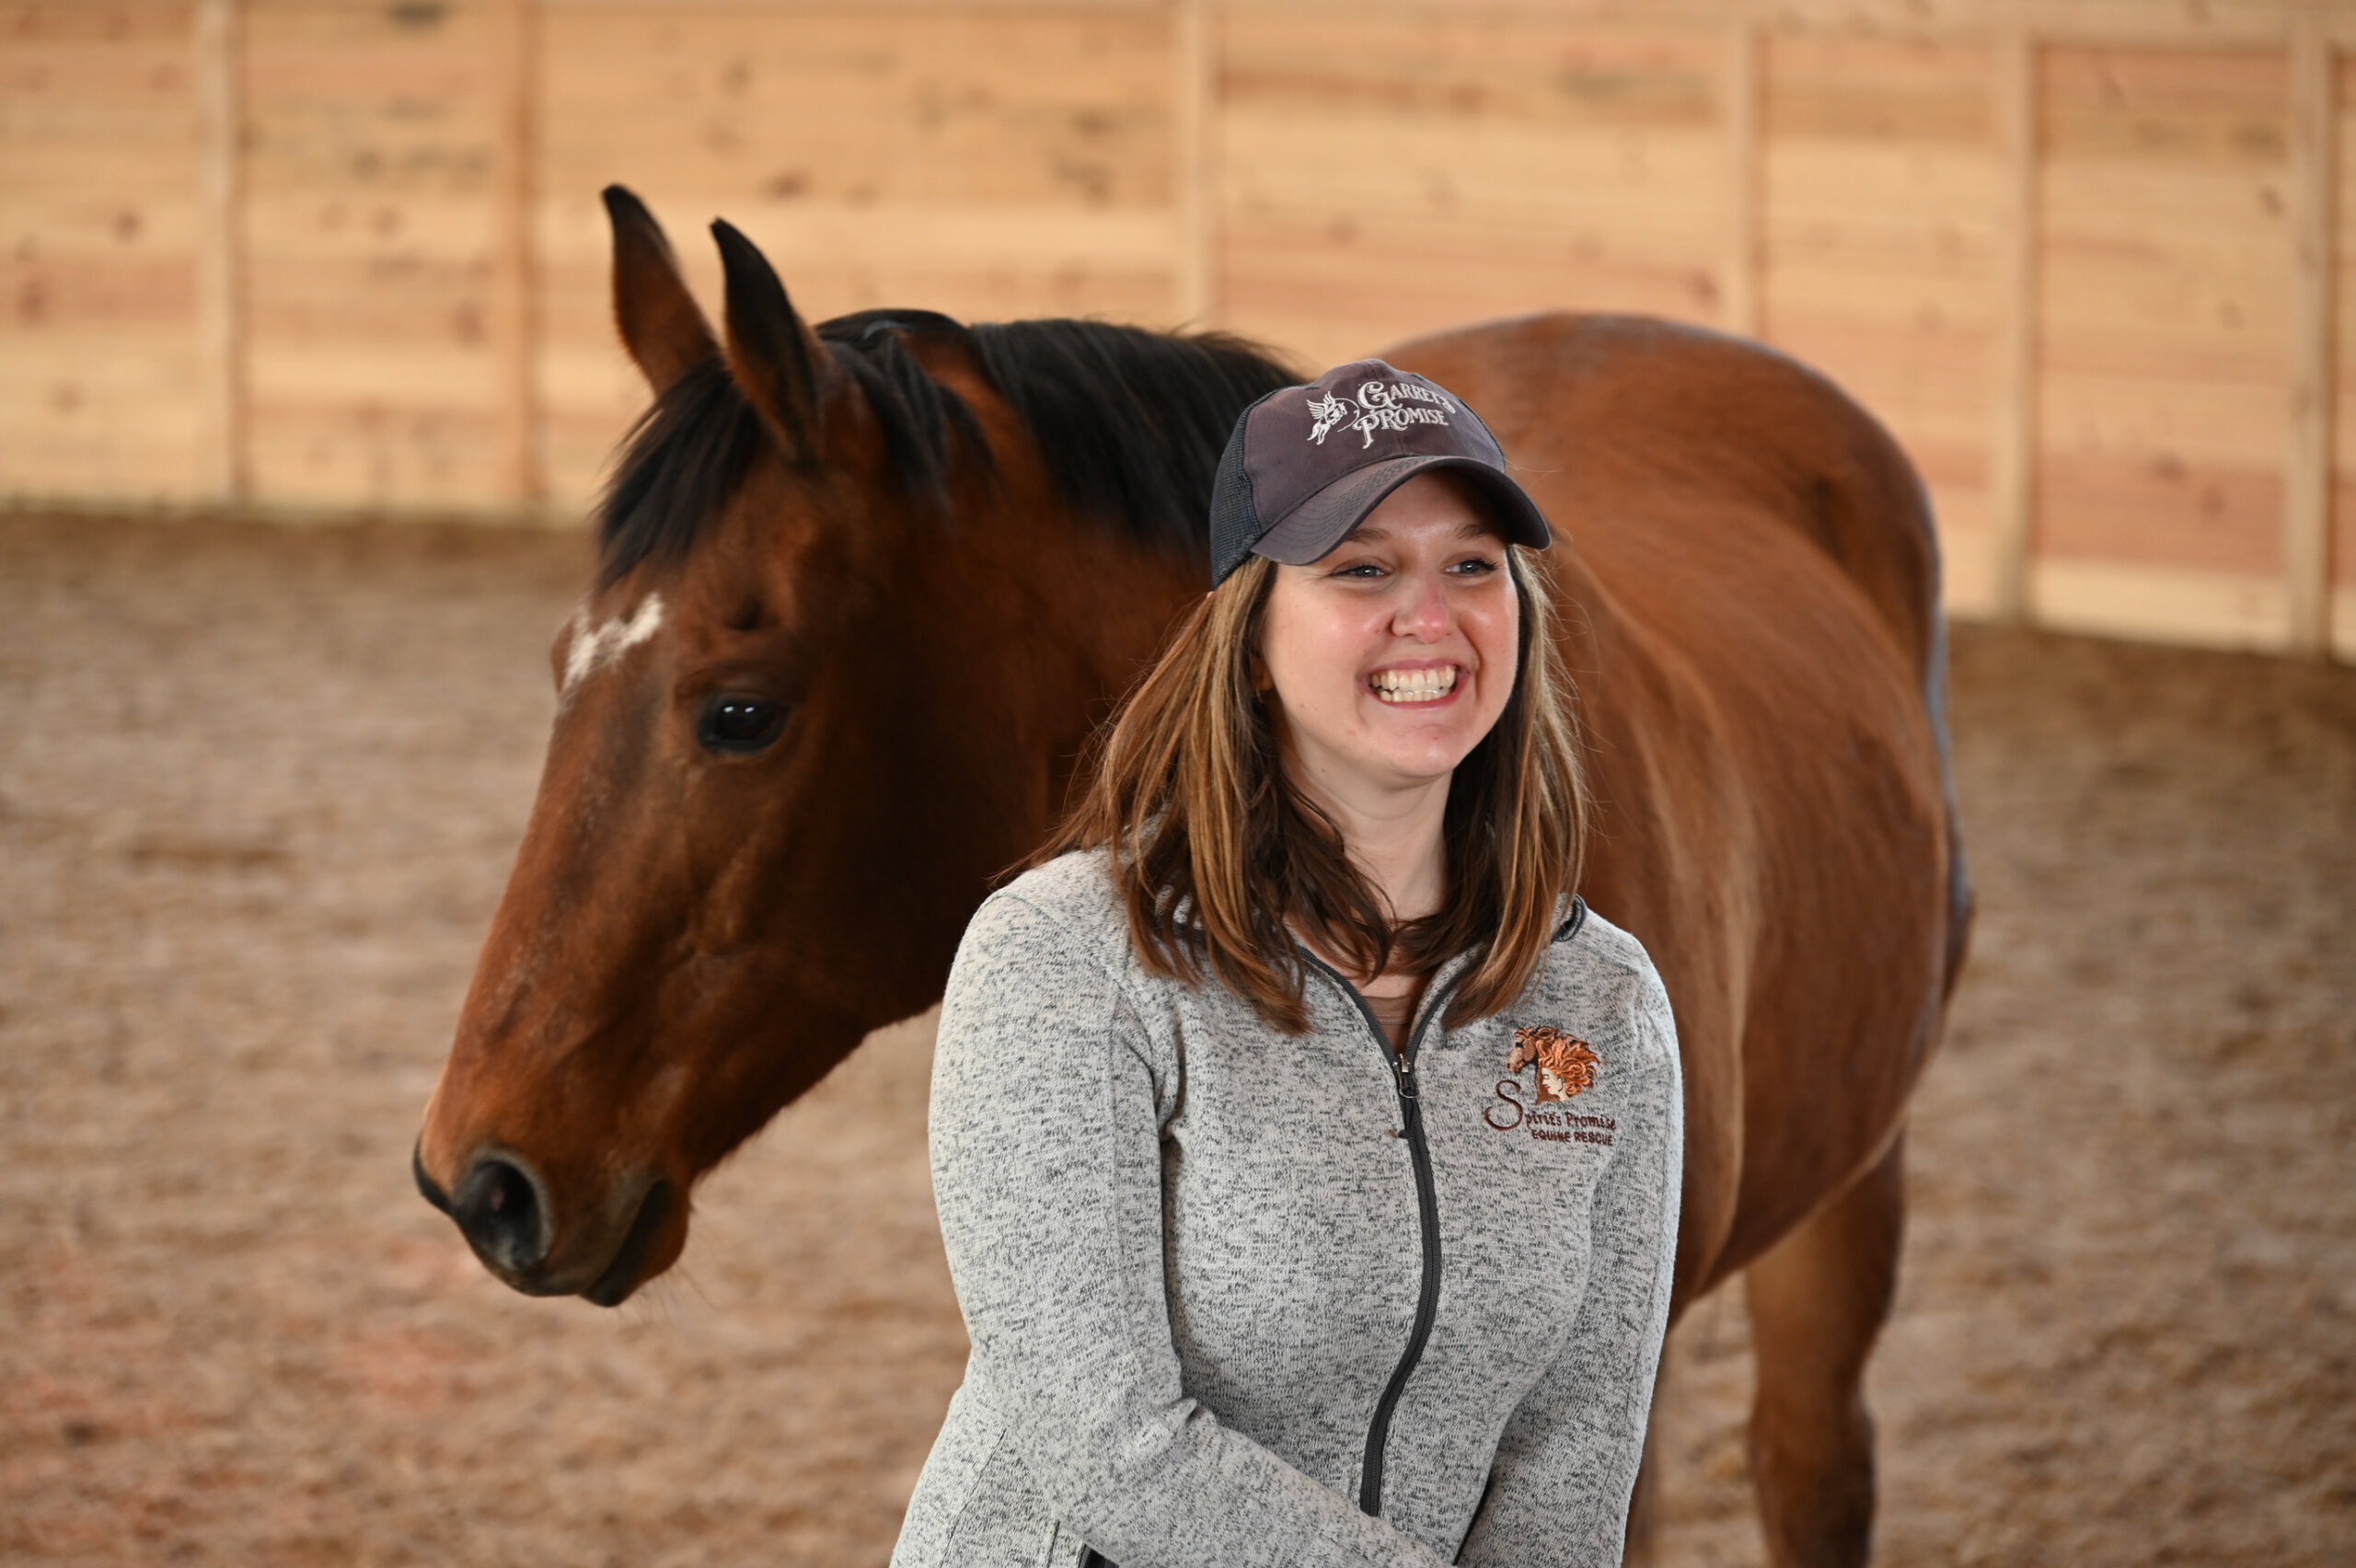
[
  {"x1": 1076, "y1": 909, "x2": 1585, "y2": 1564},
  {"x1": 1298, "y1": 949, "x2": 1463, "y2": 1518}
]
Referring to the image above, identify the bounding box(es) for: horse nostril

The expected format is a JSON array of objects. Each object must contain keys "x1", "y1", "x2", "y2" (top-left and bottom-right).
[{"x1": 451, "y1": 1156, "x2": 551, "y2": 1274}]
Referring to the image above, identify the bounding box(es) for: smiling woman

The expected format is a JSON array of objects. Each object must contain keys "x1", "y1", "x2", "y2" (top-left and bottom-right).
[
  {"x1": 898, "y1": 363, "x2": 1680, "y2": 1568},
  {"x1": 1256, "y1": 472, "x2": 1530, "y2": 1043}
]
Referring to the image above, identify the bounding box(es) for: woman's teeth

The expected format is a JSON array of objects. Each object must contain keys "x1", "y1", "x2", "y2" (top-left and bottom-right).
[{"x1": 1370, "y1": 666, "x2": 1459, "y2": 704}]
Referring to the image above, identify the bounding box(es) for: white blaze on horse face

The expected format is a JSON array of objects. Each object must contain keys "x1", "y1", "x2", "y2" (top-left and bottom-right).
[{"x1": 560, "y1": 593, "x2": 666, "y2": 699}]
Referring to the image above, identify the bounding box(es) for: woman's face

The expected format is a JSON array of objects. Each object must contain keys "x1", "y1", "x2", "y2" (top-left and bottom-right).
[{"x1": 1259, "y1": 471, "x2": 1519, "y2": 803}]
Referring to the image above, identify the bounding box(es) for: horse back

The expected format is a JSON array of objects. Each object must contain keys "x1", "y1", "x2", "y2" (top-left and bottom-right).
[{"x1": 1390, "y1": 314, "x2": 1968, "y2": 1297}]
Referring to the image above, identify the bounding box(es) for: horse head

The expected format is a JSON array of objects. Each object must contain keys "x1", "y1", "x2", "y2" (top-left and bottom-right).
[{"x1": 413, "y1": 187, "x2": 1286, "y2": 1303}]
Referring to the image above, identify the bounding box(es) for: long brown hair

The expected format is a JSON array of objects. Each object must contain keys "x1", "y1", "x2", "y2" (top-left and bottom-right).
[{"x1": 1037, "y1": 539, "x2": 1591, "y2": 1032}]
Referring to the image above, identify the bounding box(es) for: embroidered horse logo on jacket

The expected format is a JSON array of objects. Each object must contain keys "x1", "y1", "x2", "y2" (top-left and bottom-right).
[{"x1": 1508, "y1": 1026, "x2": 1601, "y2": 1103}]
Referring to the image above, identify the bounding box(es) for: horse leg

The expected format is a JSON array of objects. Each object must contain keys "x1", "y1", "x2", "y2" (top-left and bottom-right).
[{"x1": 1741, "y1": 1133, "x2": 1905, "y2": 1568}]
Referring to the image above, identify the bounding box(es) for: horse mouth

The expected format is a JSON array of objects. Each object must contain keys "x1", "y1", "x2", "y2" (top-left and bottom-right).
[{"x1": 583, "y1": 1178, "x2": 676, "y2": 1308}]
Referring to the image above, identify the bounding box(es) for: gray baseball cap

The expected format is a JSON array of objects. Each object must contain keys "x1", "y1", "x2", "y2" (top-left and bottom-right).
[{"x1": 1207, "y1": 358, "x2": 1552, "y2": 587}]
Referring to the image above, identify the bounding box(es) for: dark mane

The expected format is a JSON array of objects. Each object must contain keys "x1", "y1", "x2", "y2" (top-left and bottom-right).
[
  {"x1": 595, "y1": 356, "x2": 770, "y2": 587},
  {"x1": 596, "y1": 314, "x2": 1299, "y2": 584}
]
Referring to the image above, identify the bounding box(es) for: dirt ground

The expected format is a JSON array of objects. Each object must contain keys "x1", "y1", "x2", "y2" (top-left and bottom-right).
[{"x1": 1, "y1": 511, "x2": 2350, "y2": 1567}]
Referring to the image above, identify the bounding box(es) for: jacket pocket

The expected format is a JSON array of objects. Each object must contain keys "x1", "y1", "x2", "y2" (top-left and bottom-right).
[{"x1": 1046, "y1": 1522, "x2": 1107, "y2": 1568}]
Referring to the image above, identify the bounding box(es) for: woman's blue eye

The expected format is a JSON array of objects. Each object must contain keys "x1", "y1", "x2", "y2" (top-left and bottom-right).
[{"x1": 1327, "y1": 556, "x2": 1497, "y2": 579}]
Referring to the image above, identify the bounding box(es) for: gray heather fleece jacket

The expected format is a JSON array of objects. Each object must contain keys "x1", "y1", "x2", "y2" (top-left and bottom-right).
[{"x1": 892, "y1": 850, "x2": 1682, "y2": 1568}]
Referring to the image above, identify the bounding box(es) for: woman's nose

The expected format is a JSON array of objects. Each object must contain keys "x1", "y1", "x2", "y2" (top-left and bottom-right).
[{"x1": 1390, "y1": 571, "x2": 1454, "y2": 640}]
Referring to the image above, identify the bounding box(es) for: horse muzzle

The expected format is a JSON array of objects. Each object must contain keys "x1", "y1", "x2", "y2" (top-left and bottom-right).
[{"x1": 413, "y1": 1140, "x2": 676, "y2": 1307}]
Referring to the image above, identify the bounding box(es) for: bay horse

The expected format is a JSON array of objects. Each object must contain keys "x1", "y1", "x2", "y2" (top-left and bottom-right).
[{"x1": 414, "y1": 185, "x2": 1968, "y2": 1568}]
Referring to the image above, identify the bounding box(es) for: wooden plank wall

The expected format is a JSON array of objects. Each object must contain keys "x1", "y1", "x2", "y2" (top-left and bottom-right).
[
  {"x1": 2034, "y1": 44, "x2": 2297, "y2": 646},
  {"x1": 534, "y1": 2, "x2": 1184, "y2": 503},
  {"x1": 2, "y1": 1, "x2": 207, "y2": 502},
  {"x1": 1218, "y1": 8, "x2": 1729, "y2": 375},
  {"x1": 2, "y1": 0, "x2": 2350, "y2": 660},
  {"x1": 240, "y1": 0, "x2": 513, "y2": 511}
]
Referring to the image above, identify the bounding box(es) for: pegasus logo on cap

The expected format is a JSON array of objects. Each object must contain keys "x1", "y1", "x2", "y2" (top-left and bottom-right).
[
  {"x1": 1304, "y1": 390, "x2": 1353, "y2": 444},
  {"x1": 1302, "y1": 380, "x2": 1461, "y2": 449}
]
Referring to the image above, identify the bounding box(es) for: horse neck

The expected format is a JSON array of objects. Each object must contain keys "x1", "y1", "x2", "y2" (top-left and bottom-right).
[
  {"x1": 918, "y1": 392, "x2": 1198, "y2": 688},
  {"x1": 981, "y1": 493, "x2": 1202, "y2": 712}
]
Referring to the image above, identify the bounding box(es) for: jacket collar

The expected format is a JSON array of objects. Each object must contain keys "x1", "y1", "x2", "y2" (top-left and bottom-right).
[{"x1": 1552, "y1": 894, "x2": 1589, "y2": 946}]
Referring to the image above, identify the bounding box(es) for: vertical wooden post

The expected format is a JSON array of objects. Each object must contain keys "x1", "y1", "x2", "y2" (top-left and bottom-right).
[
  {"x1": 1723, "y1": 17, "x2": 1762, "y2": 339},
  {"x1": 1990, "y1": 29, "x2": 2040, "y2": 624},
  {"x1": 194, "y1": 0, "x2": 244, "y2": 504},
  {"x1": 2286, "y1": 6, "x2": 2337, "y2": 658},
  {"x1": 490, "y1": 0, "x2": 541, "y2": 513},
  {"x1": 1172, "y1": 0, "x2": 1217, "y2": 328}
]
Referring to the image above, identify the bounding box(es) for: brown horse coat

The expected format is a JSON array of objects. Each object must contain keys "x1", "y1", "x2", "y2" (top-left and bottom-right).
[
  {"x1": 414, "y1": 191, "x2": 1964, "y2": 1568},
  {"x1": 1400, "y1": 314, "x2": 1964, "y2": 1293}
]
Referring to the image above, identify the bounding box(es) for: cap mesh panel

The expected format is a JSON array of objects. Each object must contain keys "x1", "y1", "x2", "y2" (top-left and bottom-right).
[{"x1": 1207, "y1": 417, "x2": 1264, "y2": 587}]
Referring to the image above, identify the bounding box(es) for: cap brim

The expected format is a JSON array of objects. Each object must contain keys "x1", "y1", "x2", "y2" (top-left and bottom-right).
[{"x1": 1250, "y1": 455, "x2": 1553, "y2": 567}]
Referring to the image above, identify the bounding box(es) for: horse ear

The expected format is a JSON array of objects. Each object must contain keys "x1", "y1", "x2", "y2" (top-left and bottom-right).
[
  {"x1": 711, "y1": 218, "x2": 830, "y2": 460},
  {"x1": 603, "y1": 185, "x2": 719, "y2": 396}
]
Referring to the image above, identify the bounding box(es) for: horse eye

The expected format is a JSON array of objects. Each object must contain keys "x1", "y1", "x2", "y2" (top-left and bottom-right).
[{"x1": 697, "y1": 695, "x2": 790, "y2": 755}]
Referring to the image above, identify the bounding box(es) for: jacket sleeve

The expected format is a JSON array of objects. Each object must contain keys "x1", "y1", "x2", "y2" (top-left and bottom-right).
[
  {"x1": 1454, "y1": 963, "x2": 1684, "y2": 1568},
  {"x1": 928, "y1": 892, "x2": 1450, "y2": 1568}
]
